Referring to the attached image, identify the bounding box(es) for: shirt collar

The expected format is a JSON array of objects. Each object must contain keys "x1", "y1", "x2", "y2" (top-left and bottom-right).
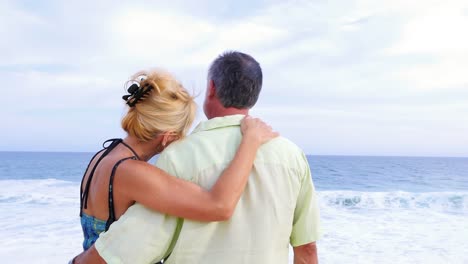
[{"x1": 192, "y1": 114, "x2": 246, "y2": 133}]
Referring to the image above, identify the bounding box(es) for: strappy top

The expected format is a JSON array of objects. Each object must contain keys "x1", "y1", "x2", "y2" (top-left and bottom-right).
[{"x1": 79, "y1": 138, "x2": 140, "y2": 251}]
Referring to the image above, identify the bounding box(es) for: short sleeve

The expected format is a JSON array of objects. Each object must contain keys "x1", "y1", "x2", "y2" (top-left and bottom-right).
[
  {"x1": 94, "y1": 151, "x2": 180, "y2": 263},
  {"x1": 289, "y1": 153, "x2": 322, "y2": 246},
  {"x1": 95, "y1": 204, "x2": 179, "y2": 263}
]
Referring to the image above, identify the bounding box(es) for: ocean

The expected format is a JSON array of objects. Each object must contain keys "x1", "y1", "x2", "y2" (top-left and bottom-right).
[{"x1": 0, "y1": 152, "x2": 467, "y2": 263}]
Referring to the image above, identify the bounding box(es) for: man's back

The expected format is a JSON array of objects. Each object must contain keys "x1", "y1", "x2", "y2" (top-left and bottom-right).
[
  {"x1": 158, "y1": 115, "x2": 320, "y2": 263},
  {"x1": 94, "y1": 115, "x2": 320, "y2": 264}
]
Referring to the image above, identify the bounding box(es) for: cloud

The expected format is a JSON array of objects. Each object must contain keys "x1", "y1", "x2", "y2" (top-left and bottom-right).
[
  {"x1": 1, "y1": 0, "x2": 467, "y2": 156},
  {"x1": 252, "y1": 102, "x2": 468, "y2": 156},
  {"x1": 382, "y1": 1, "x2": 468, "y2": 90}
]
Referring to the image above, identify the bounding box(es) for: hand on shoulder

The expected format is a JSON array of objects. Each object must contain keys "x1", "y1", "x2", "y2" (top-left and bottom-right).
[{"x1": 241, "y1": 115, "x2": 279, "y2": 146}]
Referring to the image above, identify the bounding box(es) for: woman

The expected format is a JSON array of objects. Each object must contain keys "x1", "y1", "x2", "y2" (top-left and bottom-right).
[{"x1": 78, "y1": 69, "x2": 278, "y2": 255}]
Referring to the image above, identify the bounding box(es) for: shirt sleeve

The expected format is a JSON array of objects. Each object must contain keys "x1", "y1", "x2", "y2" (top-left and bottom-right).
[
  {"x1": 95, "y1": 204, "x2": 179, "y2": 264},
  {"x1": 289, "y1": 153, "x2": 322, "y2": 246},
  {"x1": 94, "y1": 152, "x2": 180, "y2": 263}
]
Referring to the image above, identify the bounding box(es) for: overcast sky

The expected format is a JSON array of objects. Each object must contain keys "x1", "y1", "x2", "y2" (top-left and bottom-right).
[{"x1": 1, "y1": 0, "x2": 467, "y2": 157}]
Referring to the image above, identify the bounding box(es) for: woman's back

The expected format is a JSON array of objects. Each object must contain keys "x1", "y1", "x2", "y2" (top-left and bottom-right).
[
  {"x1": 80, "y1": 139, "x2": 139, "y2": 250},
  {"x1": 77, "y1": 70, "x2": 198, "y2": 251}
]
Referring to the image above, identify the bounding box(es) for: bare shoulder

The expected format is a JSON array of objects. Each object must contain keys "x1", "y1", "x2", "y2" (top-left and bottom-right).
[{"x1": 115, "y1": 159, "x2": 166, "y2": 179}]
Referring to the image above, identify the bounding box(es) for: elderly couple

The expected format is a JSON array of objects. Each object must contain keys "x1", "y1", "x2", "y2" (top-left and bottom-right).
[{"x1": 71, "y1": 51, "x2": 321, "y2": 264}]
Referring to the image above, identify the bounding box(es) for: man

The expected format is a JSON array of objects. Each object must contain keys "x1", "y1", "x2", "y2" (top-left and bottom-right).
[{"x1": 74, "y1": 51, "x2": 321, "y2": 263}]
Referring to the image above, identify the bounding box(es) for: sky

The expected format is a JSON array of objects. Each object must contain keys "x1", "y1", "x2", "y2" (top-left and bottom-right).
[{"x1": 1, "y1": 0, "x2": 467, "y2": 157}]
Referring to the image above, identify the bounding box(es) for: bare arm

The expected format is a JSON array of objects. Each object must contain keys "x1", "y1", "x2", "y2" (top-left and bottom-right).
[
  {"x1": 293, "y1": 242, "x2": 318, "y2": 264},
  {"x1": 73, "y1": 245, "x2": 105, "y2": 264},
  {"x1": 119, "y1": 116, "x2": 278, "y2": 221}
]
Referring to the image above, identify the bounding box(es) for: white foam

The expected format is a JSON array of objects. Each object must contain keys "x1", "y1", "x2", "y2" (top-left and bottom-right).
[
  {"x1": 0, "y1": 179, "x2": 82, "y2": 263},
  {"x1": 1, "y1": 180, "x2": 467, "y2": 263},
  {"x1": 319, "y1": 190, "x2": 468, "y2": 213}
]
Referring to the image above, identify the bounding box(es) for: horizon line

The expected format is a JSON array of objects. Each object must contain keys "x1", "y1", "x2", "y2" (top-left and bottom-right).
[{"x1": 0, "y1": 150, "x2": 466, "y2": 159}]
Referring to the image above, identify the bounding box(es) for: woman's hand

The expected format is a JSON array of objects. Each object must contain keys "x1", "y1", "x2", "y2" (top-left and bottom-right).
[{"x1": 241, "y1": 115, "x2": 279, "y2": 147}]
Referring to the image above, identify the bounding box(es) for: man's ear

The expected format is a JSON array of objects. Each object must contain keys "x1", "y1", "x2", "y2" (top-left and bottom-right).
[{"x1": 208, "y1": 80, "x2": 216, "y2": 98}]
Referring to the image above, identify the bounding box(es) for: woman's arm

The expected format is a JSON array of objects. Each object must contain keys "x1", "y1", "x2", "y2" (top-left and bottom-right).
[{"x1": 118, "y1": 116, "x2": 278, "y2": 221}]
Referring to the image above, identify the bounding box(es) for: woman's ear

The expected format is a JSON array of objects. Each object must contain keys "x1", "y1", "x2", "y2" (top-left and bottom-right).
[
  {"x1": 162, "y1": 132, "x2": 179, "y2": 147},
  {"x1": 162, "y1": 133, "x2": 170, "y2": 147}
]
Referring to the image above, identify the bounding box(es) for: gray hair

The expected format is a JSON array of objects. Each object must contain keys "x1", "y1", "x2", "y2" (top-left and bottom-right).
[{"x1": 208, "y1": 51, "x2": 262, "y2": 109}]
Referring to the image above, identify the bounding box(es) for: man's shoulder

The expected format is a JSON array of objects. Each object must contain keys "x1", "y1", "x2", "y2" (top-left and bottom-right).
[
  {"x1": 155, "y1": 131, "x2": 218, "y2": 179},
  {"x1": 159, "y1": 133, "x2": 308, "y2": 171},
  {"x1": 161, "y1": 125, "x2": 241, "y2": 157},
  {"x1": 262, "y1": 136, "x2": 303, "y2": 154},
  {"x1": 159, "y1": 132, "x2": 207, "y2": 158},
  {"x1": 256, "y1": 136, "x2": 307, "y2": 167},
  {"x1": 267, "y1": 136, "x2": 302, "y2": 151},
  {"x1": 164, "y1": 134, "x2": 305, "y2": 156}
]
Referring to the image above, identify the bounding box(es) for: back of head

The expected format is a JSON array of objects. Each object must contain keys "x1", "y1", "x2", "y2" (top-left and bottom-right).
[
  {"x1": 208, "y1": 51, "x2": 262, "y2": 109},
  {"x1": 121, "y1": 70, "x2": 196, "y2": 141}
]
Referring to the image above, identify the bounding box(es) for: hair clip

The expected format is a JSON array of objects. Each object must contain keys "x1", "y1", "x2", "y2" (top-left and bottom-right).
[{"x1": 122, "y1": 83, "x2": 153, "y2": 107}]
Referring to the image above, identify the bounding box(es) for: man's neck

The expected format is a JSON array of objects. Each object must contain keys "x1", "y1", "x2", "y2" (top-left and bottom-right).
[{"x1": 208, "y1": 108, "x2": 249, "y2": 119}]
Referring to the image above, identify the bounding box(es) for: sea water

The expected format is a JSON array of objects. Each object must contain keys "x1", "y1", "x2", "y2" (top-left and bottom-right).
[{"x1": 0, "y1": 152, "x2": 467, "y2": 263}]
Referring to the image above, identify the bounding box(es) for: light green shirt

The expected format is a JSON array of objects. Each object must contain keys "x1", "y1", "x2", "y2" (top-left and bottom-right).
[{"x1": 95, "y1": 115, "x2": 321, "y2": 264}]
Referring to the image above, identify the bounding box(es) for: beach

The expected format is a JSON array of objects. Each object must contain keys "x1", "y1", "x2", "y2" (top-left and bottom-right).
[{"x1": 1, "y1": 152, "x2": 467, "y2": 263}]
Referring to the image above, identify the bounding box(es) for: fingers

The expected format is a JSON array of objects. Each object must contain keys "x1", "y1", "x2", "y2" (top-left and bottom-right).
[
  {"x1": 266, "y1": 131, "x2": 280, "y2": 141},
  {"x1": 250, "y1": 117, "x2": 278, "y2": 142},
  {"x1": 241, "y1": 116, "x2": 263, "y2": 131},
  {"x1": 270, "y1": 131, "x2": 280, "y2": 138},
  {"x1": 241, "y1": 116, "x2": 279, "y2": 144},
  {"x1": 242, "y1": 116, "x2": 269, "y2": 130}
]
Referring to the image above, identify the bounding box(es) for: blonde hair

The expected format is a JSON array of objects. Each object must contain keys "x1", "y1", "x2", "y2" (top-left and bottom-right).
[{"x1": 121, "y1": 70, "x2": 196, "y2": 142}]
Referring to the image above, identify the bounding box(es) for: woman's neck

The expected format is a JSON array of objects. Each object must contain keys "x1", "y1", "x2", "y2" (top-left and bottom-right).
[{"x1": 122, "y1": 136, "x2": 161, "y2": 162}]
